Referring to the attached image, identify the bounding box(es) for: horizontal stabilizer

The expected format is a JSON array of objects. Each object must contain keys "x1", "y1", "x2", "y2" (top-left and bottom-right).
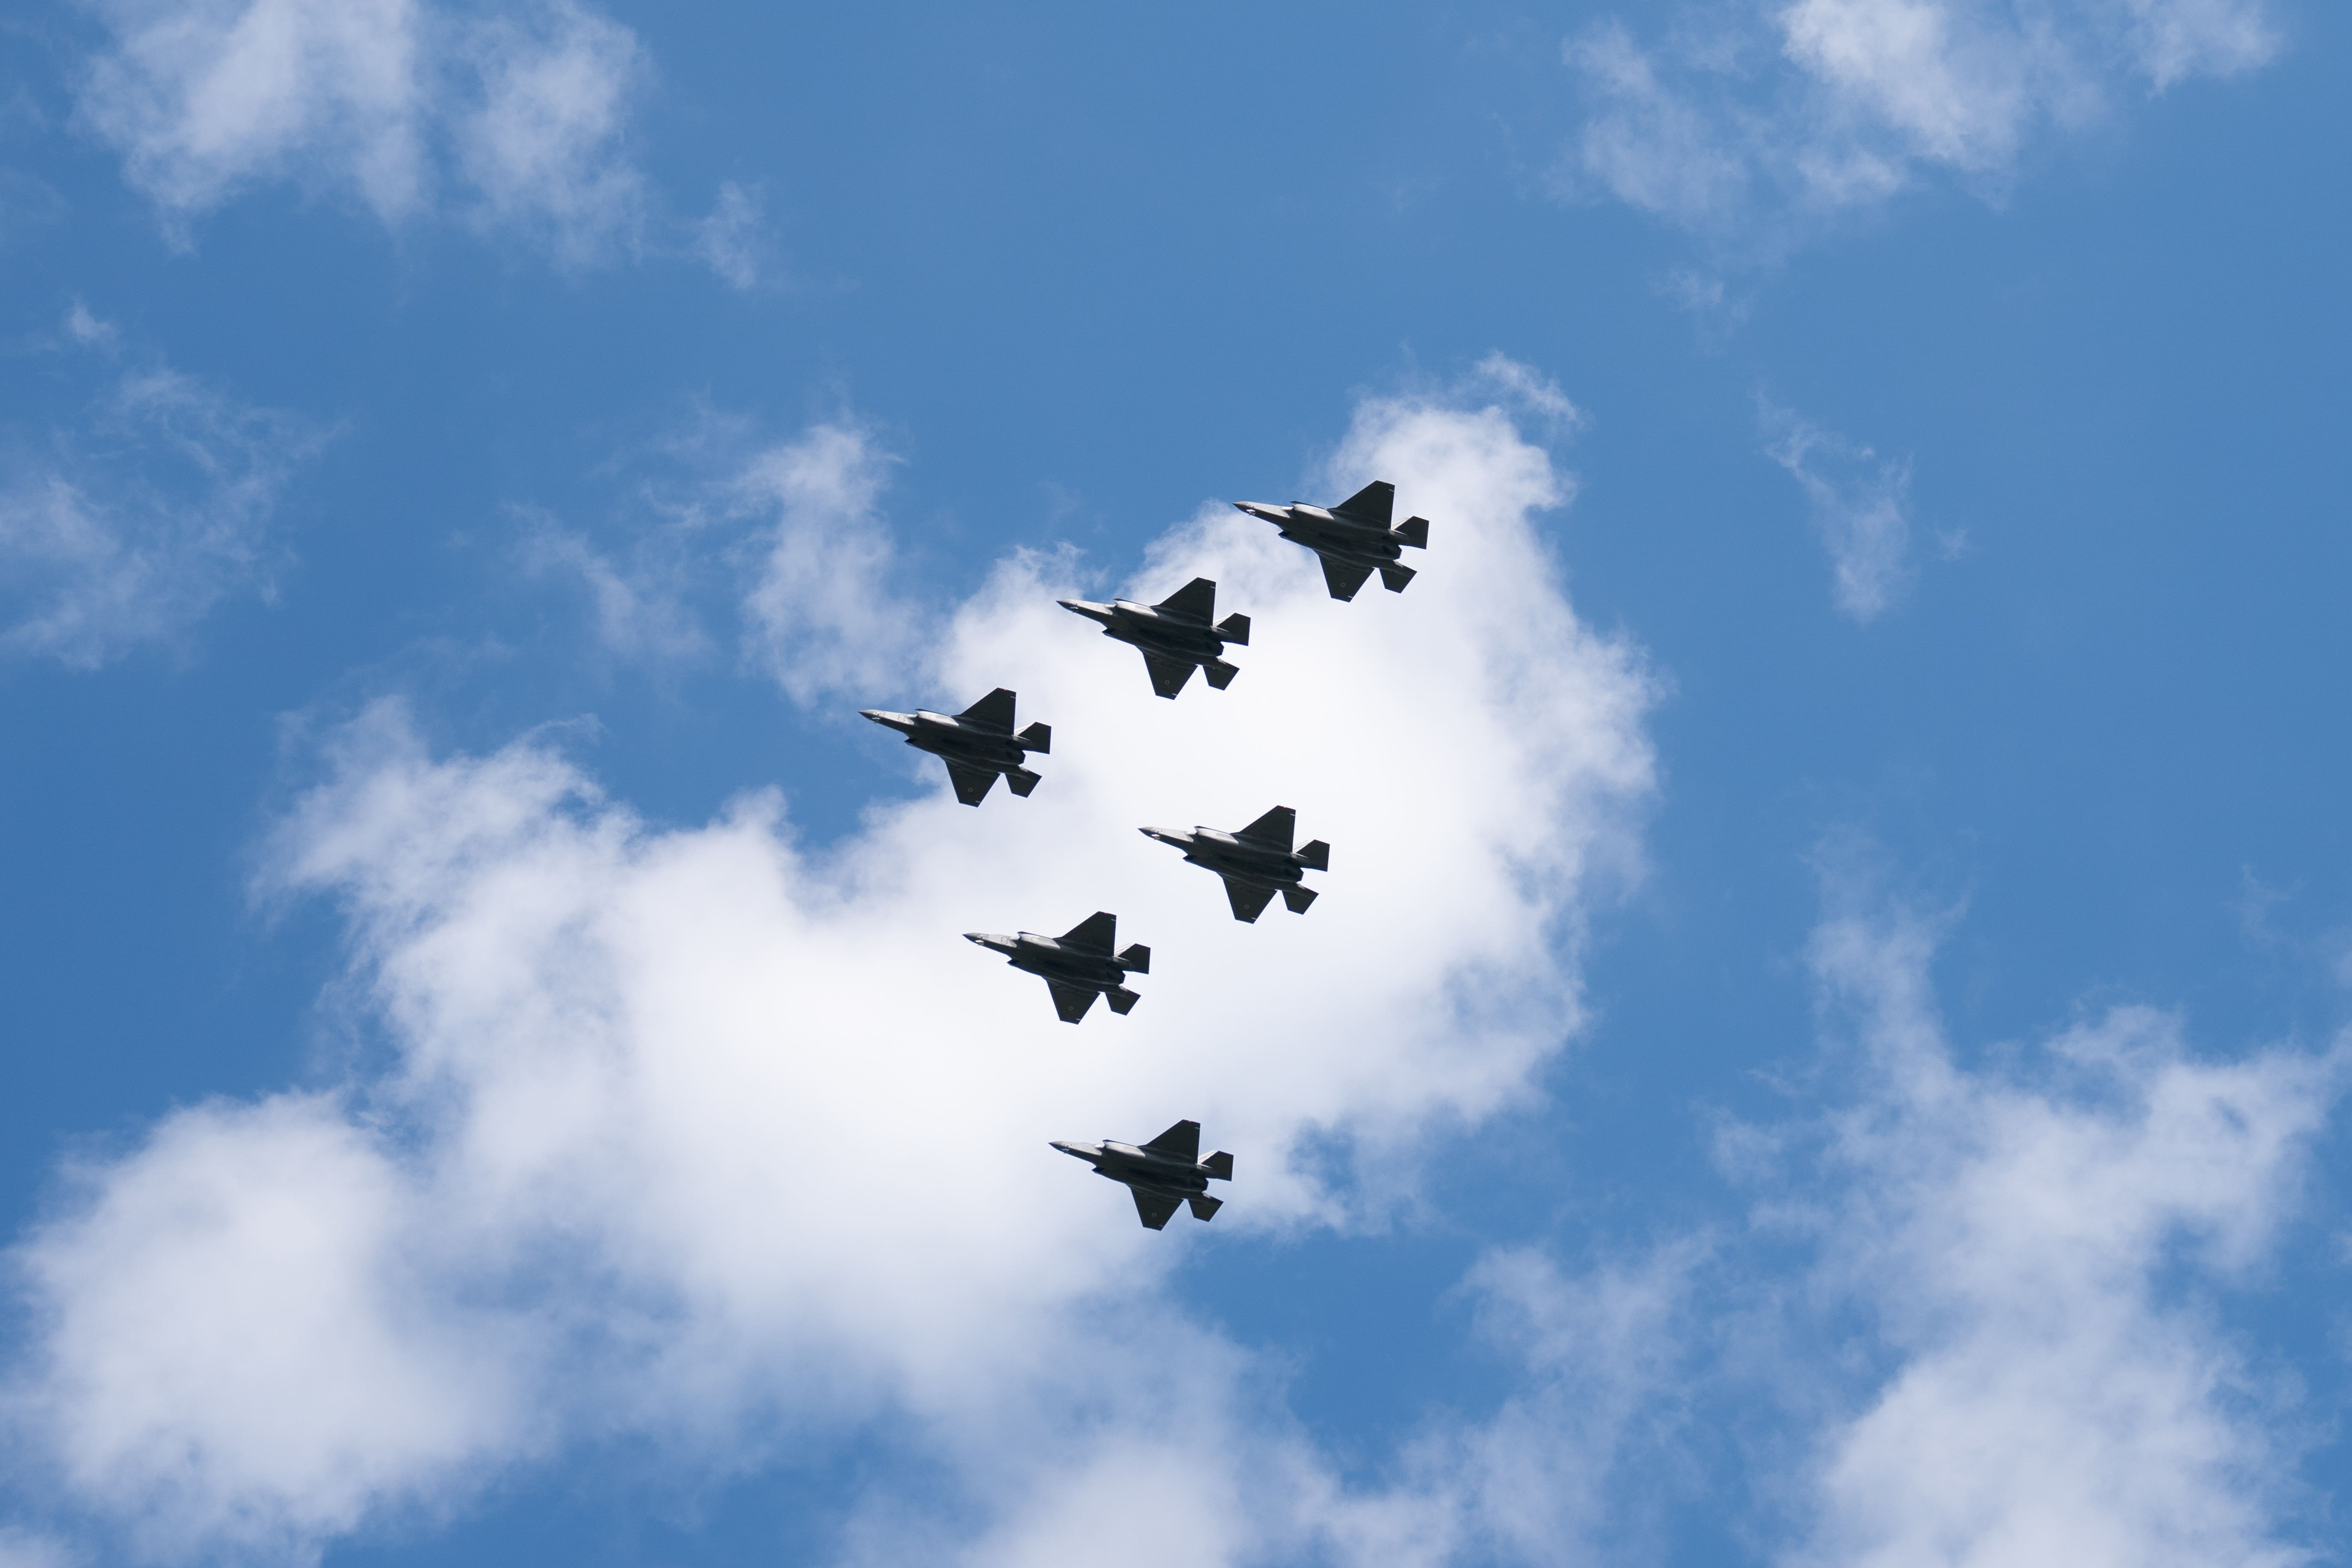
[
  {"x1": 1332, "y1": 479, "x2": 1395, "y2": 527},
  {"x1": 1224, "y1": 880, "x2": 1277, "y2": 923},
  {"x1": 1105, "y1": 986, "x2": 1140, "y2": 1015},
  {"x1": 1143, "y1": 1120, "x2": 1202, "y2": 1161},
  {"x1": 1015, "y1": 721, "x2": 1051, "y2": 753},
  {"x1": 1379, "y1": 563, "x2": 1416, "y2": 593},
  {"x1": 1214, "y1": 611, "x2": 1250, "y2": 646},
  {"x1": 1280, "y1": 885, "x2": 1318, "y2": 914},
  {"x1": 1202, "y1": 659, "x2": 1238, "y2": 691},
  {"x1": 1297, "y1": 838, "x2": 1329, "y2": 871},
  {"x1": 1115, "y1": 942, "x2": 1150, "y2": 974},
  {"x1": 1005, "y1": 768, "x2": 1040, "y2": 797},
  {"x1": 1187, "y1": 1194, "x2": 1223, "y2": 1222},
  {"x1": 944, "y1": 761, "x2": 998, "y2": 807},
  {"x1": 957, "y1": 688, "x2": 1017, "y2": 729},
  {"x1": 1238, "y1": 805, "x2": 1295, "y2": 850},
  {"x1": 1143, "y1": 652, "x2": 1196, "y2": 699},
  {"x1": 1319, "y1": 556, "x2": 1373, "y2": 601},
  {"x1": 1061, "y1": 911, "x2": 1117, "y2": 951},
  {"x1": 1048, "y1": 981, "x2": 1098, "y2": 1024},
  {"x1": 1132, "y1": 1188, "x2": 1180, "y2": 1230},
  {"x1": 1202, "y1": 1150, "x2": 1233, "y2": 1181},
  {"x1": 1155, "y1": 576, "x2": 1217, "y2": 621},
  {"x1": 1395, "y1": 514, "x2": 1429, "y2": 549}
]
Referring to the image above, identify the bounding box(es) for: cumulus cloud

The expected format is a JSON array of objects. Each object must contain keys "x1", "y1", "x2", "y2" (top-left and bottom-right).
[
  {"x1": 1760, "y1": 871, "x2": 2343, "y2": 1567},
  {"x1": 4, "y1": 373, "x2": 1659, "y2": 1560},
  {"x1": 1761, "y1": 402, "x2": 1916, "y2": 621},
  {"x1": 0, "y1": 325, "x2": 324, "y2": 667},
  {"x1": 1564, "y1": 0, "x2": 2281, "y2": 248},
  {"x1": 74, "y1": 0, "x2": 647, "y2": 262}
]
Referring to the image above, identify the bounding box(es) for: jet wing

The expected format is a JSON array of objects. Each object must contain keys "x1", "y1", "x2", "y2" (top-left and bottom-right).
[
  {"x1": 1131, "y1": 1188, "x2": 1182, "y2": 1230},
  {"x1": 1059, "y1": 911, "x2": 1117, "y2": 950},
  {"x1": 1330, "y1": 480, "x2": 1395, "y2": 527},
  {"x1": 1223, "y1": 879, "x2": 1278, "y2": 924},
  {"x1": 1141, "y1": 1119, "x2": 1201, "y2": 1162},
  {"x1": 943, "y1": 761, "x2": 999, "y2": 806},
  {"x1": 1318, "y1": 556, "x2": 1374, "y2": 602},
  {"x1": 1153, "y1": 577, "x2": 1217, "y2": 621},
  {"x1": 1236, "y1": 805, "x2": 1295, "y2": 850},
  {"x1": 1047, "y1": 981, "x2": 1099, "y2": 1024},
  {"x1": 1142, "y1": 653, "x2": 1197, "y2": 698},
  {"x1": 956, "y1": 688, "x2": 1016, "y2": 730}
]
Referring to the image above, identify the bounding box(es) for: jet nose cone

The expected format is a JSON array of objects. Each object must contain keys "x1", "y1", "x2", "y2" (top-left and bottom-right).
[
  {"x1": 859, "y1": 709, "x2": 883, "y2": 722},
  {"x1": 963, "y1": 932, "x2": 987, "y2": 945}
]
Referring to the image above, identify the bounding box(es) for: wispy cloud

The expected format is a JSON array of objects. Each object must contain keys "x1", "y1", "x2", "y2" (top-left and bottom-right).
[
  {"x1": 75, "y1": 0, "x2": 650, "y2": 265},
  {"x1": 0, "y1": 313, "x2": 325, "y2": 667},
  {"x1": 1563, "y1": 0, "x2": 2281, "y2": 256},
  {"x1": 1761, "y1": 401, "x2": 1917, "y2": 622},
  {"x1": 3, "y1": 375, "x2": 1659, "y2": 1562}
]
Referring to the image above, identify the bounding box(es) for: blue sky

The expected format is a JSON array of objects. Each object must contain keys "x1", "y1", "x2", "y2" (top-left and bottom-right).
[{"x1": 2, "y1": 2, "x2": 2348, "y2": 1565}]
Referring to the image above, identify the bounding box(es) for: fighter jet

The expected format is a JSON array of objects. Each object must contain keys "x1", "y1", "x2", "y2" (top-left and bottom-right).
[
  {"x1": 860, "y1": 688, "x2": 1051, "y2": 807},
  {"x1": 1232, "y1": 480, "x2": 1429, "y2": 601},
  {"x1": 1141, "y1": 805, "x2": 1328, "y2": 923},
  {"x1": 1052, "y1": 1119, "x2": 1233, "y2": 1229},
  {"x1": 1058, "y1": 577, "x2": 1250, "y2": 699},
  {"x1": 965, "y1": 911, "x2": 1150, "y2": 1023}
]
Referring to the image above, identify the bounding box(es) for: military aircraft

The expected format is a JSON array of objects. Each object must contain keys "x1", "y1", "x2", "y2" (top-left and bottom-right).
[
  {"x1": 860, "y1": 688, "x2": 1051, "y2": 806},
  {"x1": 1058, "y1": 577, "x2": 1250, "y2": 699},
  {"x1": 1141, "y1": 805, "x2": 1328, "y2": 922},
  {"x1": 965, "y1": 911, "x2": 1150, "y2": 1023},
  {"x1": 1232, "y1": 480, "x2": 1429, "y2": 601},
  {"x1": 1052, "y1": 1119, "x2": 1233, "y2": 1229}
]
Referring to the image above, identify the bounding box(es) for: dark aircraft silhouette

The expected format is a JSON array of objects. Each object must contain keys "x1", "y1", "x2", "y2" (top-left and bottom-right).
[
  {"x1": 1141, "y1": 805, "x2": 1328, "y2": 922},
  {"x1": 1058, "y1": 577, "x2": 1250, "y2": 698},
  {"x1": 1052, "y1": 1119, "x2": 1233, "y2": 1228},
  {"x1": 860, "y1": 688, "x2": 1050, "y2": 806},
  {"x1": 1233, "y1": 480, "x2": 1429, "y2": 600},
  {"x1": 965, "y1": 911, "x2": 1150, "y2": 1023}
]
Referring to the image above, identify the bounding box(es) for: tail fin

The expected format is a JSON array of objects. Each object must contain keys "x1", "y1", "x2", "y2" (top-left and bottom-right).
[
  {"x1": 1395, "y1": 515, "x2": 1429, "y2": 549},
  {"x1": 1187, "y1": 1194, "x2": 1223, "y2": 1222},
  {"x1": 1297, "y1": 839, "x2": 1329, "y2": 871},
  {"x1": 1016, "y1": 721, "x2": 1051, "y2": 754},
  {"x1": 1378, "y1": 563, "x2": 1416, "y2": 593},
  {"x1": 1214, "y1": 611, "x2": 1250, "y2": 646},
  {"x1": 1005, "y1": 768, "x2": 1040, "y2": 797},
  {"x1": 1105, "y1": 986, "x2": 1140, "y2": 1015},
  {"x1": 1202, "y1": 659, "x2": 1238, "y2": 690},
  {"x1": 1202, "y1": 1151, "x2": 1234, "y2": 1181},
  {"x1": 1116, "y1": 942, "x2": 1151, "y2": 974},
  {"x1": 1280, "y1": 885, "x2": 1318, "y2": 914}
]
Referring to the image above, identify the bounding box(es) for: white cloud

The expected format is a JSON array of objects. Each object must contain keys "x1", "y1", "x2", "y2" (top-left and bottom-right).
[
  {"x1": 0, "y1": 339, "x2": 324, "y2": 667},
  {"x1": 734, "y1": 421, "x2": 921, "y2": 706},
  {"x1": 693, "y1": 180, "x2": 769, "y2": 289},
  {"x1": 74, "y1": 0, "x2": 648, "y2": 263},
  {"x1": 1767, "y1": 877, "x2": 2343, "y2": 1567},
  {"x1": 1761, "y1": 402, "x2": 1916, "y2": 622},
  {"x1": 4, "y1": 374, "x2": 1659, "y2": 1560},
  {"x1": 1563, "y1": 0, "x2": 2281, "y2": 245}
]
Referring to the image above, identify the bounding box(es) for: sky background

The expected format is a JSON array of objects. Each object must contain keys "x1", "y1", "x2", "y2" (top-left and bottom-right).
[{"x1": 1, "y1": 2, "x2": 2348, "y2": 1565}]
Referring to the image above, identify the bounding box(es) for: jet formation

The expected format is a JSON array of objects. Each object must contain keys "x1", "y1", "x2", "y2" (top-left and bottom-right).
[
  {"x1": 1142, "y1": 805, "x2": 1327, "y2": 922},
  {"x1": 1052, "y1": 1119, "x2": 1233, "y2": 1228},
  {"x1": 858, "y1": 476, "x2": 1436, "y2": 1231}
]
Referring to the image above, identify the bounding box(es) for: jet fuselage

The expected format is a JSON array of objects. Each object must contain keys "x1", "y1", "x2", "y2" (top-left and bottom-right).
[
  {"x1": 1050, "y1": 1138, "x2": 1211, "y2": 1197},
  {"x1": 1058, "y1": 598, "x2": 1232, "y2": 660},
  {"x1": 1234, "y1": 501, "x2": 1403, "y2": 568},
  {"x1": 1140, "y1": 826, "x2": 1305, "y2": 891},
  {"x1": 860, "y1": 708, "x2": 1030, "y2": 769},
  {"x1": 965, "y1": 931, "x2": 1132, "y2": 989}
]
